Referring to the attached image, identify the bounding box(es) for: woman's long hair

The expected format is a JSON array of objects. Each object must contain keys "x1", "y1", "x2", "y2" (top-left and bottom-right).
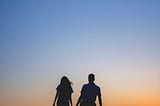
[{"x1": 60, "y1": 76, "x2": 72, "y2": 88}]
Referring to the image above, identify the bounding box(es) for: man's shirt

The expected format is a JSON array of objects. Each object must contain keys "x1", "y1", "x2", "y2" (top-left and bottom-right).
[{"x1": 81, "y1": 83, "x2": 101, "y2": 103}]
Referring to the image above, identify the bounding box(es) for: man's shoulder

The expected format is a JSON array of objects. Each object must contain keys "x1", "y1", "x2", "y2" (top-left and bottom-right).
[
  {"x1": 94, "y1": 84, "x2": 100, "y2": 89},
  {"x1": 82, "y1": 83, "x2": 88, "y2": 87},
  {"x1": 83, "y1": 83, "x2": 100, "y2": 89}
]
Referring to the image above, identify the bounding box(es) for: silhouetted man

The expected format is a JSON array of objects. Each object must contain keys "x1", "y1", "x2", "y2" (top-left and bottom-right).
[{"x1": 76, "y1": 74, "x2": 102, "y2": 106}]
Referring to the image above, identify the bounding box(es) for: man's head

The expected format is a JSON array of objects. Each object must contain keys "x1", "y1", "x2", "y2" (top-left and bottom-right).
[{"x1": 88, "y1": 73, "x2": 95, "y2": 83}]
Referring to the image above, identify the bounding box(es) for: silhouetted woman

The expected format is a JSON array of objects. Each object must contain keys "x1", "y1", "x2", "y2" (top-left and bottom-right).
[{"x1": 53, "y1": 76, "x2": 73, "y2": 106}]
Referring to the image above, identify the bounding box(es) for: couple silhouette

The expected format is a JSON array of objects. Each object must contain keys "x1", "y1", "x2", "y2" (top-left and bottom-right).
[{"x1": 53, "y1": 74, "x2": 102, "y2": 106}]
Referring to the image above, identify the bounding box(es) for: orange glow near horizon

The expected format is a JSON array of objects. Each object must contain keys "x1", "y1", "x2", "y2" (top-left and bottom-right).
[
  {"x1": 1, "y1": 66, "x2": 160, "y2": 106},
  {"x1": 2, "y1": 80, "x2": 160, "y2": 106}
]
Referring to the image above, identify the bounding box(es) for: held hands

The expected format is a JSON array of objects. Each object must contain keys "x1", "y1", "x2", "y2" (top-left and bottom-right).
[
  {"x1": 52, "y1": 103, "x2": 55, "y2": 106},
  {"x1": 76, "y1": 103, "x2": 79, "y2": 106}
]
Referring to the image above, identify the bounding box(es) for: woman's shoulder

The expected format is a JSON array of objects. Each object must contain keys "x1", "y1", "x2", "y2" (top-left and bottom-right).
[{"x1": 56, "y1": 84, "x2": 61, "y2": 90}]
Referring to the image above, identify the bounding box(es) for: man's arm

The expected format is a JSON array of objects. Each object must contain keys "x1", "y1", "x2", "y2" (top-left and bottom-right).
[
  {"x1": 76, "y1": 95, "x2": 82, "y2": 106},
  {"x1": 98, "y1": 87, "x2": 102, "y2": 106},
  {"x1": 98, "y1": 95, "x2": 102, "y2": 106}
]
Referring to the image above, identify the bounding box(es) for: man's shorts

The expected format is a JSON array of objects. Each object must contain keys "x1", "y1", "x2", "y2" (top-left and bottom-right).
[{"x1": 80, "y1": 102, "x2": 96, "y2": 106}]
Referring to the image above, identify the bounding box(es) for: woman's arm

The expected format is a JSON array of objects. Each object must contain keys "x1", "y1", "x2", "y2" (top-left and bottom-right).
[
  {"x1": 69, "y1": 94, "x2": 73, "y2": 106},
  {"x1": 53, "y1": 91, "x2": 58, "y2": 106}
]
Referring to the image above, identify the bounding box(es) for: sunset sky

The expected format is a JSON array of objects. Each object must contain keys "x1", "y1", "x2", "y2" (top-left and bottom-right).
[{"x1": 1, "y1": 0, "x2": 160, "y2": 106}]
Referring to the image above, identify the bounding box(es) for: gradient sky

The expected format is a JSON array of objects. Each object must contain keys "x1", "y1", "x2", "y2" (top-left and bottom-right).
[{"x1": 1, "y1": 0, "x2": 160, "y2": 106}]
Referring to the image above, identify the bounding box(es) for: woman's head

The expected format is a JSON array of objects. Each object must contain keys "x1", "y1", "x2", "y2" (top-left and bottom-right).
[{"x1": 60, "y1": 76, "x2": 72, "y2": 86}]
